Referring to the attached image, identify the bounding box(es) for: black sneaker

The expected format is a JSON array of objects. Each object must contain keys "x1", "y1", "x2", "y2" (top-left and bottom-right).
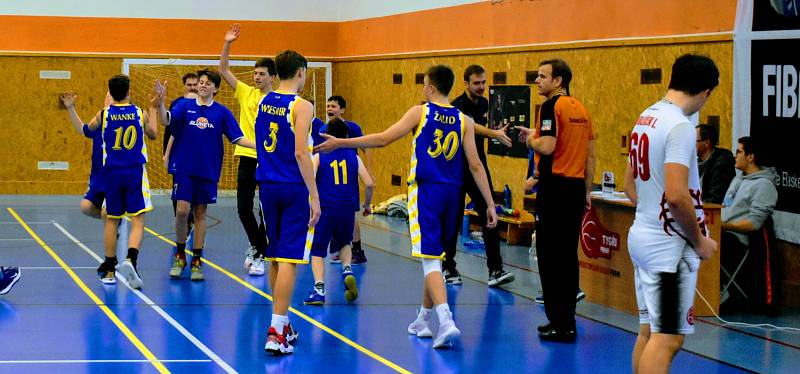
[
  {"x1": 487, "y1": 270, "x2": 515, "y2": 287},
  {"x1": 96, "y1": 259, "x2": 117, "y2": 284},
  {"x1": 351, "y1": 249, "x2": 367, "y2": 265},
  {"x1": 443, "y1": 269, "x2": 462, "y2": 285}
]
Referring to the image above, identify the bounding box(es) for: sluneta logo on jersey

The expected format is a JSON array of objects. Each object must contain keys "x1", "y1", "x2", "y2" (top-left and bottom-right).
[
  {"x1": 189, "y1": 117, "x2": 215, "y2": 129},
  {"x1": 762, "y1": 64, "x2": 800, "y2": 118}
]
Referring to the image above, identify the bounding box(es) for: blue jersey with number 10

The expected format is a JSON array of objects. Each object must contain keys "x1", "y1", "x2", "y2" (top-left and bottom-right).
[
  {"x1": 101, "y1": 104, "x2": 147, "y2": 168},
  {"x1": 408, "y1": 102, "x2": 465, "y2": 186},
  {"x1": 255, "y1": 91, "x2": 311, "y2": 183}
]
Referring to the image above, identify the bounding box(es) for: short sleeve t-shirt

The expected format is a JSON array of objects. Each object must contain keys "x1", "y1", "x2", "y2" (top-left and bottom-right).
[
  {"x1": 169, "y1": 99, "x2": 244, "y2": 181},
  {"x1": 628, "y1": 100, "x2": 705, "y2": 272},
  {"x1": 534, "y1": 95, "x2": 594, "y2": 179},
  {"x1": 233, "y1": 81, "x2": 265, "y2": 159}
]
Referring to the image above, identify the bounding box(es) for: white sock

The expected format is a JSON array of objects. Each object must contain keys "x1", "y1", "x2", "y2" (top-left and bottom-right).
[
  {"x1": 315, "y1": 281, "x2": 326, "y2": 296},
  {"x1": 271, "y1": 314, "x2": 287, "y2": 332},
  {"x1": 435, "y1": 304, "x2": 452, "y2": 326},
  {"x1": 417, "y1": 306, "x2": 432, "y2": 322}
]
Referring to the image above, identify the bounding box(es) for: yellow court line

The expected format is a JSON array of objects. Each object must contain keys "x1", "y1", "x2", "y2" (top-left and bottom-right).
[
  {"x1": 7, "y1": 208, "x2": 169, "y2": 374},
  {"x1": 143, "y1": 226, "x2": 411, "y2": 374}
]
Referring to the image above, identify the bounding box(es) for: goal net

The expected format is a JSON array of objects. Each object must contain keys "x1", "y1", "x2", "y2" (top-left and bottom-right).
[{"x1": 123, "y1": 58, "x2": 330, "y2": 195}]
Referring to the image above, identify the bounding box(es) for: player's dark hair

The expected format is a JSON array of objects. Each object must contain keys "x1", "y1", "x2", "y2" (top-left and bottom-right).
[
  {"x1": 668, "y1": 54, "x2": 719, "y2": 95},
  {"x1": 327, "y1": 95, "x2": 346, "y2": 109},
  {"x1": 426, "y1": 65, "x2": 455, "y2": 96},
  {"x1": 197, "y1": 69, "x2": 222, "y2": 96},
  {"x1": 539, "y1": 58, "x2": 572, "y2": 95},
  {"x1": 463, "y1": 65, "x2": 485, "y2": 82},
  {"x1": 326, "y1": 118, "x2": 349, "y2": 139},
  {"x1": 108, "y1": 74, "x2": 130, "y2": 101},
  {"x1": 255, "y1": 58, "x2": 277, "y2": 77},
  {"x1": 182, "y1": 72, "x2": 198, "y2": 84},
  {"x1": 275, "y1": 50, "x2": 308, "y2": 80}
]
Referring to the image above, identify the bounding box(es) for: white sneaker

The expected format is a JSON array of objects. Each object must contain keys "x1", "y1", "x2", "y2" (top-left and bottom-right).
[
  {"x1": 264, "y1": 327, "x2": 294, "y2": 355},
  {"x1": 407, "y1": 313, "x2": 433, "y2": 338},
  {"x1": 433, "y1": 320, "x2": 461, "y2": 349},
  {"x1": 243, "y1": 246, "x2": 257, "y2": 269},
  {"x1": 249, "y1": 257, "x2": 265, "y2": 276},
  {"x1": 117, "y1": 260, "x2": 143, "y2": 289}
]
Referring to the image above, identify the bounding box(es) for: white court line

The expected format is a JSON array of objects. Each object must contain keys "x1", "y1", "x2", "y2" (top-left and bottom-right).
[
  {"x1": 51, "y1": 221, "x2": 238, "y2": 374},
  {"x1": 0, "y1": 359, "x2": 212, "y2": 364},
  {"x1": 19, "y1": 266, "x2": 96, "y2": 270}
]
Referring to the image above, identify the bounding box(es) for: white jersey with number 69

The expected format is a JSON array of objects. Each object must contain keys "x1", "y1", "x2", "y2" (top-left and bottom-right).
[{"x1": 628, "y1": 100, "x2": 705, "y2": 272}]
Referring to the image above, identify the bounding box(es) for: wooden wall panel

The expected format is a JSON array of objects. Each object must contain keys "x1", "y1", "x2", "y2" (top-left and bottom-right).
[
  {"x1": 0, "y1": 57, "x2": 328, "y2": 195},
  {"x1": 0, "y1": 56, "x2": 121, "y2": 194},
  {"x1": 333, "y1": 41, "x2": 733, "y2": 208}
]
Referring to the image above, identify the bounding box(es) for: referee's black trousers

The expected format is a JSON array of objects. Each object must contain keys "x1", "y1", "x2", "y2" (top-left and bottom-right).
[{"x1": 536, "y1": 176, "x2": 586, "y2": 330}]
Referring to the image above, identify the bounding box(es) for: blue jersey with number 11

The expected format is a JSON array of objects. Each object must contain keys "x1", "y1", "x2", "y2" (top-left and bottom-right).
[
  {"x1": 255, "y1": 91, "x2": 310, "y2": 183},
  {"x1": 409, "y1": 102, "x2": 465, "y2": 186}
]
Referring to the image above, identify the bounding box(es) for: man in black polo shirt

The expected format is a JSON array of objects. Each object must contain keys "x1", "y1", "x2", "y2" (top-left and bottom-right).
[{"x1": 444, "y1": 65, "x2": 515, "y2": 287}]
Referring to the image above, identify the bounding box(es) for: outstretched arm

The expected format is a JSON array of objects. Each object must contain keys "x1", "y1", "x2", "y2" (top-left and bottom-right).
[
  {"x1": 314, "y1": 105, "x2": 423, "y2": 152},
  {"x1": 475, "y1": 123, "x2": 512, "y2": 147},
  {"x1": 219, "y1": 23, "x2": 240, "y2": 89},
  {"x1": 60, "y1": 93, "x2": 84, "y2": 134}
]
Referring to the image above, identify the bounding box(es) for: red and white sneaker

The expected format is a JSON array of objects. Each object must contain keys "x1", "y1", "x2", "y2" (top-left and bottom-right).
[
  {"x1": 264, "y1": 327, "x2": 294, "y2": 355},
  {"x1": 284, "y1": 323, "x2": 299, "y2": 343}
]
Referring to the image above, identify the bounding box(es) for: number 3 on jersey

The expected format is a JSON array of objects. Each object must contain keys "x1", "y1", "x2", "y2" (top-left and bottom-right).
[
  {"x1": 629, "y1": 132, "x2": 650, "y2": 181},
  {"x1": 427, "y1": 129, "x2": 459, "y2": 160},
  {"x1": 263, "y1": 122, "x2": 278, "y2": 153}
]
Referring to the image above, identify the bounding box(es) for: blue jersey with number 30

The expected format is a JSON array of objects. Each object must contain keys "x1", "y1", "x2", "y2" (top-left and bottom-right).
[
  {"x1": 408, "y1": 102, "x2": 465, "y2": 186},
  {"x1": 101, "y1": 104, "x2": 147, "y2": 168},
  {"x1": 255, "y1": 91, "x2": 310, "y2": 183}
]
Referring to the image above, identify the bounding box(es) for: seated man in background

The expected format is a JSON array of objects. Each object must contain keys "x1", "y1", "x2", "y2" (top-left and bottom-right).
[
  {"x1": 720, "y1": 136, "x2": 778, "y2": 306},
  {"x1": 696, "y1": 124, "x2": 735, "y2": 204}
]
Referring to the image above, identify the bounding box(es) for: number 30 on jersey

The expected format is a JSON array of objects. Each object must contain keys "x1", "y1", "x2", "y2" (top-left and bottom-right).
[{"x1": 427, "y1": 129, "x2": 459, "y2": 160}]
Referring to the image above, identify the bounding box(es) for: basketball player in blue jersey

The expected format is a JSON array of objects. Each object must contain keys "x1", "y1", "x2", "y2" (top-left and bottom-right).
[
  {"x1": 320, "y1": 96, "x2": 370, "y2": 265},
  {"x1": 316, "y1": 65, "x2": 498, "y2": 349},
  {"x1": 61, "y1": 91, "x2": 113, "y2": 219},
  {"x1": 155, "y1": 70, "x2": 256, "y2": 281},
  {"x1": 84, "y1": 75, "x2": 158, "y2": 289},
  {"x1": 304, "y1": 118, "x2": 374, "y2": 305},
  {"x1": 255, "y1": 50, "x2": 320, "y2": 355}
]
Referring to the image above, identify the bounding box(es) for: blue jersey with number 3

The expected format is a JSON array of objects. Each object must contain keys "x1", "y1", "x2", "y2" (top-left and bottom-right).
[
  {"x1": 255, "y1": 91, "x2": 310, "y2": 183},
  {"x1": 408, "y1": 102, "x2": 465, "y2": 186},
  {"x1": 101, "y1": 104, "x2": 147, "y2": 168}
]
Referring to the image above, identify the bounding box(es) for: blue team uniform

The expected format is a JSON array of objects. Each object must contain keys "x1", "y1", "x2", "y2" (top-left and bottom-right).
[
  {"x1": 101, "y1": 104, "x2": 152, "y2": 218},
  {"x1": 83, "y1": 124, "x2": 105, "y2": 209},
  {"x1": 255, "y1": 90, "x2": 314, "y2": 264},
  {"x1": 169, "y1": 99, "x2": 243, "y2": 204},
  {"x1": 408, "y1": 102, "x2": 465, "y2": 258},
  {"x1": 311, "y1": 118, "x2": 363, "y2": 146},
  {"x1": 310, "y1": 149, "x2": 360, "y2": 258}
]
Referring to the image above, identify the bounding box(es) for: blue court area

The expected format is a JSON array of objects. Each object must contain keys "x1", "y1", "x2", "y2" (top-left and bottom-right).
[{"x1": 0, "y1": 196, "x2": 793, "y2": 373}]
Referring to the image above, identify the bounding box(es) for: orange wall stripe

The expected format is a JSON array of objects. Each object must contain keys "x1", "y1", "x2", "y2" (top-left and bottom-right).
[
  {"x1": 336, "y1": 0, "x2": 736, "y2": 57},
  {"x1": 1, "y1": 0, "x2": 735, "y2": 57},
  {"x1": 0, "y1": 16, "x2": 338, "y2": 57}
]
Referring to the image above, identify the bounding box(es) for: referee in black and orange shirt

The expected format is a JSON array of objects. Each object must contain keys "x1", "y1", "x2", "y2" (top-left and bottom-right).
[{"x1": 518, "y1": 58, "x2": 595, "y2": 342}]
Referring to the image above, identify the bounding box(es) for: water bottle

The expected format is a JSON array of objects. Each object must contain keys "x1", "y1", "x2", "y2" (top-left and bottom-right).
[{"x1": 503, "y1": 185, "x2": 512, "y2": 210}]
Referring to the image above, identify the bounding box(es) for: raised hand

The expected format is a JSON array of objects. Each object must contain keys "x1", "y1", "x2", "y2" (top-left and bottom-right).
[
  {"x1": 150, "y1": 79, "x2": 167, "y2": 107},
  {"x1": 60, "y1": 92, "x2": 77, "y2": 109},
  {"x1": 225, "y1": 23, "x2": 240, "y2": 43}
]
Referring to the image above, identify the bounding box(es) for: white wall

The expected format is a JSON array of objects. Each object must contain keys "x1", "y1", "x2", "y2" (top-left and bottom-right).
[{"x1": 0, "y1": 0, "x2": 482, "y2": 21}]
